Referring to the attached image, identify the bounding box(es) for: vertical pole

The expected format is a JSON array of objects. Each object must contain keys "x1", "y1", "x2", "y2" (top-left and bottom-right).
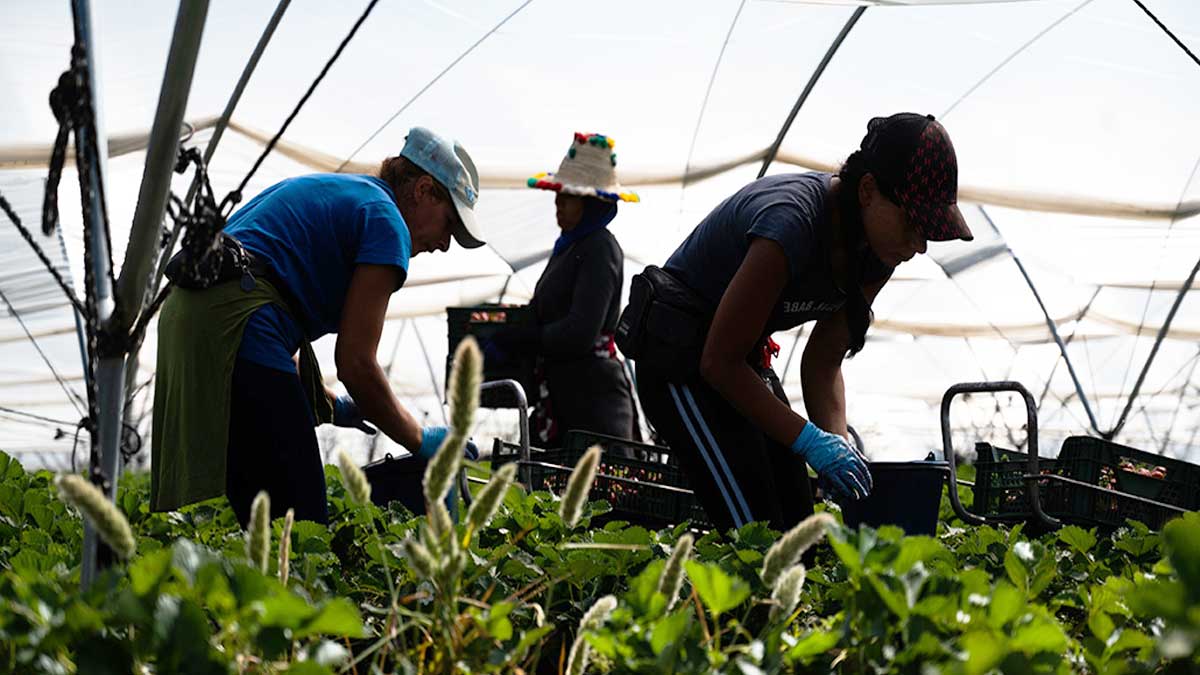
[
  {"x1": 81, "y1": 0, "x2": 210, "y2": 589},
  {"x1": 72, "y1": 0, "x2": 115, "y2": 592}
]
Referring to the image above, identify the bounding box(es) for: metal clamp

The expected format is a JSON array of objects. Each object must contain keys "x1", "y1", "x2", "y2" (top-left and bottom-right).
[{"x1": 940, "y1": 381, "x2": 1060, "y2": 528}]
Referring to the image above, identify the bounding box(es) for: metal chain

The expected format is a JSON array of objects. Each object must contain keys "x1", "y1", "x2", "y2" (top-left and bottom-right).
[{"x1": 0, "y1": 191, "x2": 85, "y2": 315}]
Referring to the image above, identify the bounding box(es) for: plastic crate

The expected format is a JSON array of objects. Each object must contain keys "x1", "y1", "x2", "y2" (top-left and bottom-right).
[
  {"x1": 841, "y1": 461, "x2": 947, "y2": 535},
  {"x1": 446, "y1": 305, "x2": 537, "y2": 407},
  {"x1": 1050, "y1": 436, "x2": 1199, "y2": 530},
  {"x1": 972, "y1": 442, "x2": 1065, "y2": 524},
  {"x1": 972, "y1": 441, "x2": 1192, "y2": 530},
  {"x1": 1057, "y1": 436, "x2": 1199, "y2": 509},
  {"x1": 491, "y1": 431, "x2": 709, "y2": 529}
]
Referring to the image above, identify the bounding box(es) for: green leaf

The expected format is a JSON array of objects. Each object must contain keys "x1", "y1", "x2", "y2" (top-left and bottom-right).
[
  {"x1": 1004, "y1": 549, "x2": 1029, "y2": 594},
  {"x1": 826, "y1": 530, "x2": 862, "y2": 574},
  {"x1": 1087, "y1": 611, "x2": 1115, "y2": 643},
  {"x1": 684, "y1": 561, "x2": 750, "y2": 616},
  {"x1": 787, "y1": 629, "x2": 839, "y2": 662},
  {"x1": 259, "y1": 592, "x2": 317, "y2": 630},
  {"x1": 987, "y1": 582, "x2": 1023, "y2": 628},
  {"x1": 650, "y1": 608, "x2": 691, "y2": 657},
  {"x1": 1010, "y1": 618, "x2": 1068, "y2": 654},
  {"x1": 483, "y1": 601, "x2": 514, "y2": 641},
  {"x1": 297, "y1": 598, "x2": 364, "y2": 638},
  {"x1": 1104, "y1": 628, "x2": 1154, "y2": 658},
  {"x1": 1057, "y1": 526, "x2": 1097, "y2": 556},
  {"x1": 129, "y1": 548, "x2": 173, "y2": 596},
  {"x1": 154, "y1": 596, "x2": 220, "y2": 674},
  {"x1": 1162, "y1": 512, "x2": 1200, "y2": 603},
  {"x1": 866, "y1": 573, "x2": 909, "y2": 619},
  {"x1": 962, "y1": 631, "x2": 1005, "y2": 675},
  {"x1": 509, "y1": 625, "x2": 554, "y2": 666},
  {"x1": 893, "y1": 536, "x2": 949, "y2": 574}
]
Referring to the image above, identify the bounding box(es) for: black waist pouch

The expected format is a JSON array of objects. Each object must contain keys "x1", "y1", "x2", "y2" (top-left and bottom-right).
[
  {"x1": 615, "y1": 265, "x2": 713, "y2": 379},
  {"x1": 165, "y1": 231, "x2": 256, "y2": 291}
]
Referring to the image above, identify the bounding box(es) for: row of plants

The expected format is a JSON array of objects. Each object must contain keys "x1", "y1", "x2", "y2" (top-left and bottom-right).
[{"x1": 1, "y1": 340, "x2": 1199, "y2": 673}]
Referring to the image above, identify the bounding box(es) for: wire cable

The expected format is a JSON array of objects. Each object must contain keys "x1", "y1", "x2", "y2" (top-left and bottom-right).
[
  {"x1": 1129, "y1": 0, "x2": 1200, "y2": 69},
  {"x1": 222, "y1": 0, "x2": 383, "y2": 213},
  {"x1": 0, "y1": 287, "x2": 87, "y2": 417},
  {"x1": 0, "y1": 190, "x2": 84, "y2": 315},
  {"x1": 336, "y1": 0, "x2": 535, "y2": 172},
  {"x1": 941, "y1": 0, "x2": 1095, "y2": 119},
  {"x1": 681, "y1": 0, "x2": 747, "y2": 191},
  {"x1": 0, "y1": 406, "x2": 76, "y2": 427}
]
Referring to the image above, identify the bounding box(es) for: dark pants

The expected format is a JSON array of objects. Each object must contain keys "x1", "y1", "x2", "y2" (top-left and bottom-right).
[
  {"x1": 635, "y1": 364, "x2": 815, "y2": 533},
  {"x1": 225, "y1": 358, "x2": 328, "y2": 528}
]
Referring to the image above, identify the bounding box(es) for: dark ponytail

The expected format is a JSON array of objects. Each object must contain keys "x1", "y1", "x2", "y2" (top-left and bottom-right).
[{"x1": 835, "y1": 150, "x2": 874, "y2": 357}]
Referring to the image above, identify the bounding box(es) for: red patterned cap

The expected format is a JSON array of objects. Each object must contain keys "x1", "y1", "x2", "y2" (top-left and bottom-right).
[{"x1": 861, "y1": 113, "x2": 972, "y2": 242}]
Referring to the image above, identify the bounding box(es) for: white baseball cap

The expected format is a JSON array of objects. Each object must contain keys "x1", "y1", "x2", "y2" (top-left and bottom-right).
[{"x1": 399, "y1": 127, "x2": 485, "y2": 249}]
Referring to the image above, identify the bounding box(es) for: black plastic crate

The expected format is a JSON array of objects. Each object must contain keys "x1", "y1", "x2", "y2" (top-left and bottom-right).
[
  {"x1": 972, "y1": 441, "x2": 1192, "y2": 530},
  {"x1": 1056, "y1": 436, "x2": 1200, "y2": 509},
  {"x1": 972, "y1": 442, "x2": 1064, "y2": 524},
  {"x1": 446, "y1": 305, "x2": 537, "y2": 407},
  {"x1": 491, "y1": 431, "x2": 709, "y2": 529},
  {"x1": 1050, "y1": 436, "x2": 1199, "y2": 530}
]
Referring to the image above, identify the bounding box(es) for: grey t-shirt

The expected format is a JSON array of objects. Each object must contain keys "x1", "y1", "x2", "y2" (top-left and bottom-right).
[{"x1": 665, "y1": 172, "x2": 892, "y2": 333}]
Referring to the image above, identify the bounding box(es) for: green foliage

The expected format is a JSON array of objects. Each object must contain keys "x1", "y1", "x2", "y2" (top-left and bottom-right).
[{"x1": 1, "y1": 448, "x2": 1200, "y2": 673}]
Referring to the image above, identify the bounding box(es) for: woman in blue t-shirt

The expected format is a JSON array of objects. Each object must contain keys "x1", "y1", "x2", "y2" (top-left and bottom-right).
[
  {"x1": 621, "y1": 113, "x2": 974, "y2": 534},
  {"x1": 151, "y1": 127, "x2": 486, "y2": 528}
]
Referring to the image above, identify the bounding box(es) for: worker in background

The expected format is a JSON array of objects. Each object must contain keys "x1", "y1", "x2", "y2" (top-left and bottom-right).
[
  {"x1": 618, "y1": 113, "x2": 974, "y2": 533},
  {"x1": 482, "y1": 133, "x2": 640, "y2": 448},
  {"x1": 152, "y1": 127, "x2": 483, "y2": 527}
]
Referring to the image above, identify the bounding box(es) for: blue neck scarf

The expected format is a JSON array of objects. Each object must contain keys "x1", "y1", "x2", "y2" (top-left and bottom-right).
[{"x1": 552, "y1": 198, "x2": 618, "y2": 257}]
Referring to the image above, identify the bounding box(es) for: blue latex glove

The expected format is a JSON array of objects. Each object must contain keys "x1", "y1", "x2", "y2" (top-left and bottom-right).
[
  {"x1": 417, "y1": 426, "x2": 480, "y2": 461},
  {"x1": 790, "y1": 421, "x2": 872, "y2": 501},
  {"x1": 332, "y1": 395, "x2": 376, "y2": 434}
]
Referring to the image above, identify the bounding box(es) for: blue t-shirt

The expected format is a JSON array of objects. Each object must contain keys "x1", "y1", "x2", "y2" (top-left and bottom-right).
[
  {"x1": 225, "y1": 174, "x2": 412, "y2": 371},
  {"x1": 665, "y1": 172, "x2": 891, "y2": 333}
]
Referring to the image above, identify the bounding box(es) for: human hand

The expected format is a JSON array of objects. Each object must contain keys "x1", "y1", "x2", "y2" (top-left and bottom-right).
[
  {"x1": 790, "y1": 421, "x2": 872, "y2": 500},
  {"x1": 332, "y1": 395, "x2": 376, "y2": 434},
  {"x1": 418, "y1": 426, "x2": 480, "y2": 461}
]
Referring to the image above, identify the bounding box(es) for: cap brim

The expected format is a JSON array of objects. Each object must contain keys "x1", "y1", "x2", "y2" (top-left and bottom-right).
[
  {"x1": 908, "y1": 203, "x2": 973, "y2": 242},
  {"x1": 450, "y1": 195, "x2": 485, "y2": 249}
]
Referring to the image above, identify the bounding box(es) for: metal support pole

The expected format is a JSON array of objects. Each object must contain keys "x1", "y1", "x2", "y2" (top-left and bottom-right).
[
  {"x1": 979, "y1": 206, "x2": 1104, "y2": 435},
  {"x1": 1108, "y1": 252, "x2": 1200, "y2": 439},
  {"x1": 115, "y1": 0, "x2": 210, "y2": 331},
  {"x1": 146, "y1": 0, "x2": 292, "y2": 305},
  {"x1": 72, "y1": 0, "x2": 115, "y2": 592},
  {"x1": 82, "y1": 0, "x2": 210, "y2": 590},
  {"x1": 123, "y1": 0, "x2": 285, "y2": 422},
  {"x1": 757, "y1": 6, "x2": 865, "y2": 179}
]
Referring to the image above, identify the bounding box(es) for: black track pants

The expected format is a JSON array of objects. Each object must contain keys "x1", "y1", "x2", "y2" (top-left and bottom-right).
[
  {"x1": 225, "y1": 358, "x2": 328, "y2": 528},
  {"x1": 636, "y1": 364, "x2": 815, "y2": 533}
]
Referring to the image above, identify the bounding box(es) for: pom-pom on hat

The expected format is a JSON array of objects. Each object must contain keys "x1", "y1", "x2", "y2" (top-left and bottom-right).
[{"x1": 527, "y1": 133, "x2": 639, "y2": 203}]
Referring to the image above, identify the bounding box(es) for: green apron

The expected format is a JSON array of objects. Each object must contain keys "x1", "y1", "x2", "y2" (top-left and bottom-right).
[{"x1": 150, "y1": 280, "x2": 333, "y2": 512}]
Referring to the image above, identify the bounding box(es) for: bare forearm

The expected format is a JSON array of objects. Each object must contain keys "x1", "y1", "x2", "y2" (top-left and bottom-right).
[
  {"x1": 342, "y1": 362, "x2": 422, "y2": 452},
  {"x1": 704, "y1": 363, "x2": 806, "y2": 447},
  {"x1": 801, "y1": 363, "x2": 847, "y2": 438}
]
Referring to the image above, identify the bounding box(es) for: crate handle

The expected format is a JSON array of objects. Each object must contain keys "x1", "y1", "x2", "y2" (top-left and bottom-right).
[
  {"x1": 940, "y1": 381, "x2": 1060, "y2": 528},
  {"x1": 480, "y1": 379, "x2": 531, "y2": 486}
]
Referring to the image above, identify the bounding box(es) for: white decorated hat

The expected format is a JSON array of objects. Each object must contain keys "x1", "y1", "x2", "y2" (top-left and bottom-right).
[{"x1": 527, "y1": 132, "x2": 639, "y2": 203}]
